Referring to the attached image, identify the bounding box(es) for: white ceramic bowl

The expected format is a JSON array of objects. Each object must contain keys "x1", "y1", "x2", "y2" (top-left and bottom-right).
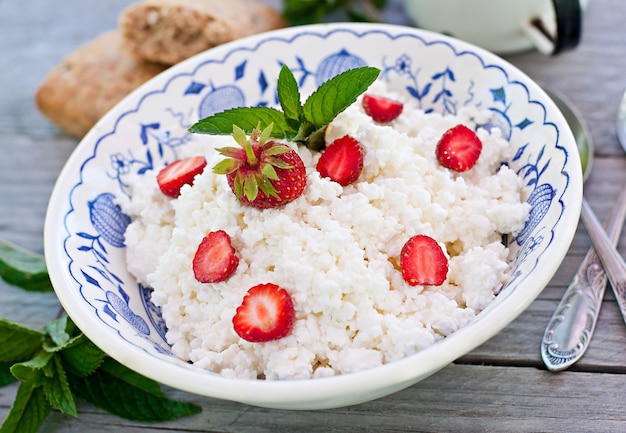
[{"x1": 44, "y1": 23, "x2": 582, "y2": 410}]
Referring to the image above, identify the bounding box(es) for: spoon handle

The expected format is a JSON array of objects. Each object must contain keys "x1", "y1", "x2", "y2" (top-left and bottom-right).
[
  {"x1": 580, "y1": 195, "x2": 626, "y2": 325},
  {"x1": 541, "y1": 185, "x2": 626, "y2": 371}
]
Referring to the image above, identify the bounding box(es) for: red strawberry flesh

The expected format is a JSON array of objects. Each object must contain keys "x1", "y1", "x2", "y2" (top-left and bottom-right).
[
  {"x1": 233, "y1": 283, "x2": 295, "y2": 342},
  {"x1": 192, "y1": 230, "x2": 239, "y2": 283},
  {"x1": 362, "y1": 93, "x2": 403, "y2": 123},
  {"x1": 157, "y1": 155, "x2": 207, "y2": 198},
  {"x1": 400, "y1": 234, "x2": 449, "y2": 286},
  {"x1": 435, "y1": 124, "x2": 483, "y2": 172},
  {"x1": 316, "y1": 135, "x2": 364, "y2": 186}
]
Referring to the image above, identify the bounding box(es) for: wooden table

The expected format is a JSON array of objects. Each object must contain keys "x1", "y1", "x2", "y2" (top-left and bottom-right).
[{"x1": 1, "y1": 0, "x2": 625, "y2": 431}]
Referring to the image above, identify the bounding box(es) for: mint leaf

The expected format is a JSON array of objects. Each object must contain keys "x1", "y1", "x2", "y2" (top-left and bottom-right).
[
  {"x1": 277, "y1": 64, "x2": 303, "y2": 127},
  {"x1": 0, "y1": 239, "x2": 53, "y2": 292},
  {"x1": 68, "y1": 358, "x2": 201, "y2": 422},
  {"x1": 283, "y1": 0, "x2": 387, "y2": 25},
  {"x1": 282, "y1": 0, "x2": 329, "y2": 25},
  {"x1": 0, "y1": 382, "x2": 51, "y2": 433},
  {"x1": 189, "y1": 106, "x2": 289, "y2": 136},
  {"x1": 303, "y1": 66, "x2": 380, "y2": 128},
  {"x1": 43, "y1": 355, "x2": 77, "y2": 417},
  {"x1": 100, "y1": 357, "x2": 164, "y2": 397},
  {"x1": 43, "y1": 315, "x2": 86, "y2": 354},
  {"x1": 44, "y1": 315, "x2": 72, "y2": 349},
  {"x1": 0, "y1": 361, "x2": 17, "y2": 387},
  {"x1": 10, "y1": 351, "x2": 53, "y2": 385},
  {"x1": 0, "y1": 318, "x2": 44, "y2": 363},
  {"x1": 60, "y1": 336, "x2": 105, "y2": 377}
]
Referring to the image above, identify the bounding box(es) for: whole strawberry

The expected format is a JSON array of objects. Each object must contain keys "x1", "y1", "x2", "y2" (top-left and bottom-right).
[{"x1": 213, "y1": 124, "x2": 306, "y2": 209}]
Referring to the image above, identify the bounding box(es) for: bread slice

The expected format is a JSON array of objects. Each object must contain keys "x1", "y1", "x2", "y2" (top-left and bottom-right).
[
  {"x1": 119, "y1": 0, "x2": 287, "y2": 65},
  {"x1": 35, "y1": 30, "x2": 168, "y2": 138}
]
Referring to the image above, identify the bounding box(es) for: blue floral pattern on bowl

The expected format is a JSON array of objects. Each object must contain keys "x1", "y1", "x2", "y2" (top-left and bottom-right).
[{"x1": 44, "y1": 23, "x2": 581, "y2": 408}]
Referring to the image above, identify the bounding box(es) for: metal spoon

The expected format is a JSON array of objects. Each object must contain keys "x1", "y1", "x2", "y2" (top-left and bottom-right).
[{"x1": 541, "y1": 89, "x2": 626, "y2": 371}]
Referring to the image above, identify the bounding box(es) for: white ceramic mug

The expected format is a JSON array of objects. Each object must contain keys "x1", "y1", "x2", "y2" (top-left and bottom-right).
[{"x1": 403, "y1": 0, "x2": 587, "y2": 55}]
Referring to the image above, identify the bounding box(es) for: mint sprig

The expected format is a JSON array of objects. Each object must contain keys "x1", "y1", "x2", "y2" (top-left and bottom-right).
[
  {"x1": 282, "y1": 0, "x2": 388, "y2": 25},
  {"x1": 189, "y1": 64, "x2": 380, "y2": 151},
  {"x1": 0, "y1": 239, "x2": 53, "y2": 293},
  {"x1": 0, "y1": 243, "x2": 201, "y2": 432},
  {"x1": 2, "y1": 382, "x2": 51, "y2": 433}
]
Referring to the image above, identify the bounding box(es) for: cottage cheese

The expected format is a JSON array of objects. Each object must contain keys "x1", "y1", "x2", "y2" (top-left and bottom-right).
[{"x1": 122, "y1": 83, "x2": 530, "y2": 380}]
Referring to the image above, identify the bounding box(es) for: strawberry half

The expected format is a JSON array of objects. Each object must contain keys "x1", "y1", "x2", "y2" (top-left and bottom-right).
[
  {"x1": 400, "y1": 234, "x2": 449, "y2": 286},
  {"x1": 192, "y1": 230, "x2": 239, "y2": 283},
  {"x1": 157, "y1": 156, "x2": 207, "y2": 198},
  {"x1": 362, "y1": 93, "x2": 403, "y2": 123},
  {"x1": 316, "y1": 135, "x2": 364, "y2": 186},
  {"x1": 214, "y1": 124, "x2": 306, "y2": 209},
  {"x1": 232, "y1": 283, "x2": 295, "y2": 343},
  {"x1": 435, "y1": 124, "x2": 483, "y2": 172}
]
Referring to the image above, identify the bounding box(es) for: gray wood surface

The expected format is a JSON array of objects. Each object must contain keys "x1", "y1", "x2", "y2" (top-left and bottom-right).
[{"x1": 1, "y1": 0, "x2": 626, "y2": 431}]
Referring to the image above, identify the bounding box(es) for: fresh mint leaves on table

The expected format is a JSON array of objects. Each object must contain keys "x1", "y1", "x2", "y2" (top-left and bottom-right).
[
  {"x1": 0, "y1": 239, "x2": 200, "y2": 433},
  {"x1": 189, "y1": 64, "x2": 381, "y2": 151},
  {"x1": 282, "y1": 0, "x2": 387, "y2": 25}
]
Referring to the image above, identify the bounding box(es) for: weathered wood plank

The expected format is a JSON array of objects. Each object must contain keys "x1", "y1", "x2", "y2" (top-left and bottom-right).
[{"x1": 2, "y1": 365, "x2": 622, "y2": 433}]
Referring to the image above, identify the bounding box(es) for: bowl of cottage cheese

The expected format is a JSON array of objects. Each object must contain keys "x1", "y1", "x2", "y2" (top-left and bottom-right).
[{"x1": 44, "y1": 23, "x2": 582, "y2": 410}]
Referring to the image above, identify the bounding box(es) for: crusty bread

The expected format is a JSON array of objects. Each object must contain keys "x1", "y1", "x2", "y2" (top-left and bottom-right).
[
  {"x1": 35, "y1": 30, "x2": 168, "y2": 138},
  {"x1": 36, "y1": 0, "x2": 287, "y2": 137},
  {"x1": 119, "y1": 0, "x2": 287, "y2": 65}
]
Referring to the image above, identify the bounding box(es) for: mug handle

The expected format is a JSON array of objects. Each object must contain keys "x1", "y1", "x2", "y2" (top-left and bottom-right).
[{"x1": 523, "y1": 0, "x2": 582, "y2": 55}]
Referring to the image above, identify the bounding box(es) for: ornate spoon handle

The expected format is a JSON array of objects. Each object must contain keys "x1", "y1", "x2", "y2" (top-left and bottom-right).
[
  {"x1": 580, "y1": 195, "x2": 626, "y2": 324},
  {"x1": 541, "y1": 185, "x2": 626, "y2": 371}
]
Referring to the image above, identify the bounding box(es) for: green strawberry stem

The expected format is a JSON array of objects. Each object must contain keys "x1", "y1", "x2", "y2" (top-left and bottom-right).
[
  {"x1": 302, "y1": 126, "x2": 327, "y2": 152},
  {"x1": 237, "y1": 125, "x2": 259, "y2": 166},
  {"x1": 244, "y1": 140, "x2": 257, "y2": 165}
]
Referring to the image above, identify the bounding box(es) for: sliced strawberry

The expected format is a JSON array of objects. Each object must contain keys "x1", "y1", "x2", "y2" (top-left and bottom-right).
[
  {"x1": 316, "y1": 135, "x2": 364, "y2": 186},
  {"x1": 157, "y1": 156, "x2": 207, "y2": 198},
  {"x1": 232, "y1": 283, "x2": 295, "y2": 343},
  {"x1": 435, "y1": 124, "x2": 482, "y2": 172},
  {"x1": 362, "y1": 93, "x2": 403, "y2": 123},
  {"x1": 192, "y1": 230, "x2": 239, "y2": 283},
  {"x1": 400, "y1": 234, "x2": 448, "y2": 286}
]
